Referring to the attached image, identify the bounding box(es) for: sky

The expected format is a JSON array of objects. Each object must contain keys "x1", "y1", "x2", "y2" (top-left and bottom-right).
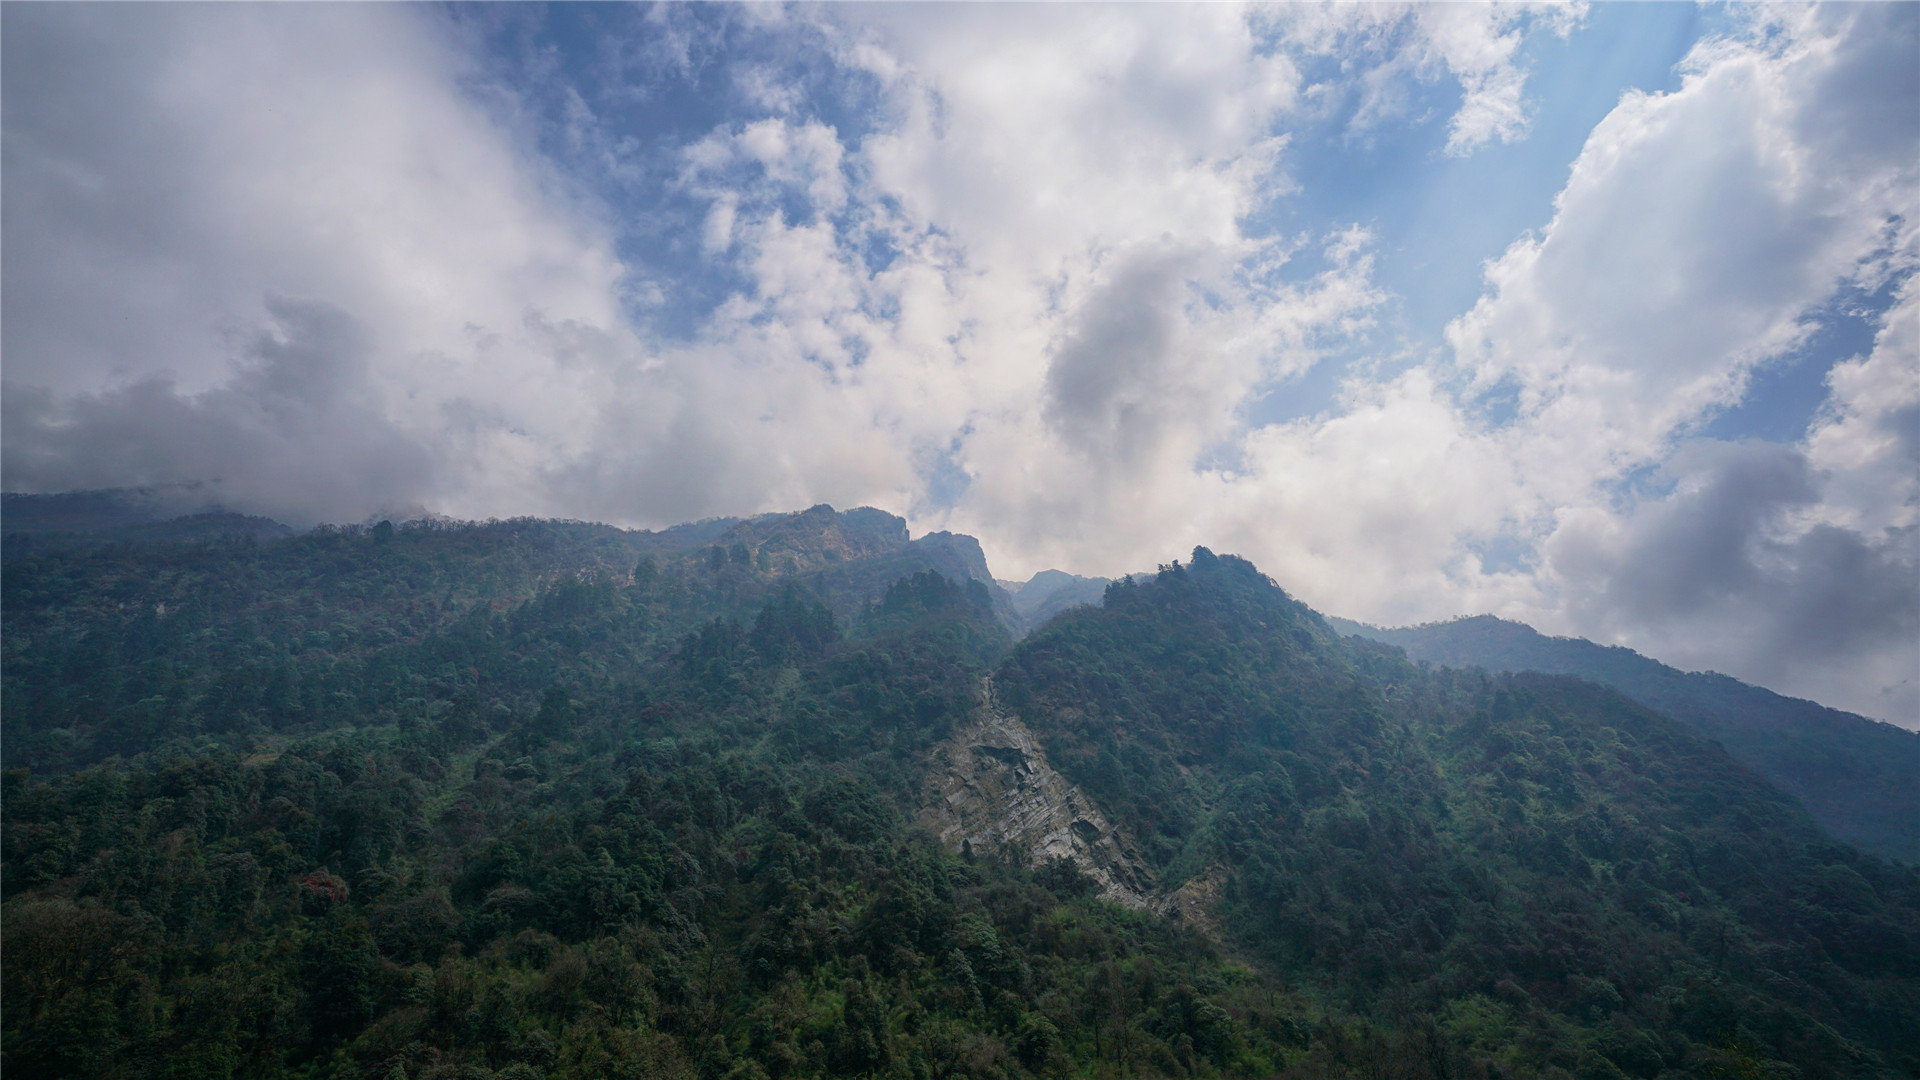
[{"x1": 3, "y1": 2, "x2": 1916, "y2": 726}]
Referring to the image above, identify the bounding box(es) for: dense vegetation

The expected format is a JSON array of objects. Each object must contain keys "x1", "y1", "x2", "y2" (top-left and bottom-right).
[
  {"x1": 4, "y1": 511, "x2": 1917, "y2": 1079},
  {"x1": 1333, "y1": 615, "x2": 1920, "y2": 865},
  {"x1": 1005, "y1": 551, "x2": 1920, "y2": 1077}
]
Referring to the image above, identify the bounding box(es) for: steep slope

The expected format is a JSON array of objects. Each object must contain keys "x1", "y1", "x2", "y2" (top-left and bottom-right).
[
  {"x1": 920, "y1": 676, "x2": 1156, "y2": 909},
  {"x1": 1334, "y1": 614, "x2": 1920, "y2": 864},
  {"x1": 5, "y1": 518, "x2": 1916, "y2": 1080},
  {"x1": 999, "y1": 551, "x2": 1920, "y2": 1079},
  {"x1": 0, "y1": 526, "x2": 1354, "y2": 1080}
]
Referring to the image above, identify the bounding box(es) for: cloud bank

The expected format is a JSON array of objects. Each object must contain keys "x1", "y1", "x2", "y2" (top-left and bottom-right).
[{"x1": 3, "y1": 4, "x2": 1914, "y2": 723}]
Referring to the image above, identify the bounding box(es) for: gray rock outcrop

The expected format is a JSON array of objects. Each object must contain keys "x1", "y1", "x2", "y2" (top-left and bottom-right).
[{"x1": 920, "y1": 677, "x2": 1155, "y2": 909}]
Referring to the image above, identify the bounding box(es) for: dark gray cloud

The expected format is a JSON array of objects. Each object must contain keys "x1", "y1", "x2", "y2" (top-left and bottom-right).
[
  {"x1": 1042, "y1": 249, "x2": 1195, "y2": 463},
  {"x1": 1579, "y1": 442, "x2": 1817, "y2": 619},
  {"x1": 1549, "y1": 440, "x2": 1918, "y2": 719},
  {"x1": 1768, "y1": 523, "x2": 1919, "y2": 668},
  {"x1": 3, "y1": 298, "x2": 437, "y2": 525}
]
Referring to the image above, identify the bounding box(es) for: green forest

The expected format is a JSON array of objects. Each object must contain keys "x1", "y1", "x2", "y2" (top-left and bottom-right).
[
  {"x1": 3, "y1": 510, "x2": 1916, "y2": 1080},
  {"x1": 1331, "y1": 614, "x2": 1920, "y2": 866}
]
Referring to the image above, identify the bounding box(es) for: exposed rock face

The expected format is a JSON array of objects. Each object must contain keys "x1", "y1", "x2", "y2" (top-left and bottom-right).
[
  {"x1": 721, "y1": 504, "x2": 911, "y2": 573},
  {"x1": 1155, "y1": 867, "x2": 1228, "y2": 940},
  {"x1": 921, "y1": 678, "x2": 1155, "y2": 909}
]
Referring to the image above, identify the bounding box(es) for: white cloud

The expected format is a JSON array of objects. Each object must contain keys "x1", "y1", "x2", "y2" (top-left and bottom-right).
[
  {"x1": 4, "y1": 4, "x2": 1912, "y2": 722},
  {"x1": 2, "y1": 3, "x2": 635, "y2": 520},
  {"x1": 1425, "y1": 5, "x2": 1920, "y2": 720},
  {"x1": 1216, "y1": 368, "x2": 1539, "y2": 623},
  {"x1": 2, "y1": 2, "x2": 1577, "y2": 542},
  {"x1": 1448, "y1": 4, "x2": 1917, "y2": 478},
  {"x1": 1805, "y1": 276, "x2": 1920, "y2": 540},
  {"x1": 1268, "y1": 2, "x2": 1584, "y2": 155}
]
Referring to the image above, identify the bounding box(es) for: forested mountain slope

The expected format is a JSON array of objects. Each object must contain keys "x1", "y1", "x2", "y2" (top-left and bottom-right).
[
  {"x1": 1330, "y1": 614, "x2": 1920, "y2": 865},
  {"x1": 0, "y1": 504, "x2": 1011, "y2": 774},
  {"x1": 4, "y1": 514, "x2": 1916, "y2": 1080},
  {"x1": 2, "y1": 488, "x2": 295, "y2": 556}
]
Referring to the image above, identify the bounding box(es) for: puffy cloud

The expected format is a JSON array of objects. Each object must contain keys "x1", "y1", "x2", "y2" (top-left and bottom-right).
[
  {"x1": 680, "y1": 117, "x2": 848, "y2": 219},
  {"x1": 1214, "y1": 368, "x2": 1540, "y2": 624},
  {"x1": 1805, "y1": 276, "x2": 1920, "y2": 539},
  {"x1": 1447, "y1": 4, "x2": 1918, "y2": 476},
  {"x1": 1423, "y1": 5, "x2": 1919, "y2": 721},
  {"x1": 3, "y1": 2, "x2": 1565, "y2": 543},
  {"x1": 611, "y1": 6, "x2": 1391, "y2": 563},
  {"x1": 850, "y1": 3, "x2": 1299, "y2": 275}
]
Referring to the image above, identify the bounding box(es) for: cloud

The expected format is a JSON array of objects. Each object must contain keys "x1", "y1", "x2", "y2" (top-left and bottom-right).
[
  {"x1": 847, "y1": 3, "x2": 1298, "y2": 283},
  {"x1": 1415, "y1": 5, "x2": 1920, "y2": 720},
  {"x1": 1042, "y1": 246, "x2": 1217, "y2": 465},
  {"x1": 3, "y1": 298, "x2": 436, "y2": 525},
  {"x1": 1269, "y1": 2, "x2": 1585, "y2": 155},
  {"x1": 3, "y1": 4, "x2": 1912, "y2": 722},
  {"x1": 1805, "y1": 275, "x2": 1920, "y2": 539},
  {"x1": 1550, "y1": 442, "x2": 1817, "y2": 621},
  {"x1": 2, "y1": 3, "x2": 633, "y2": 520},
  {"x1": 1447, "y1": 4, "x2": 1918, "y2": 478},
  {"x1": 1215, "y1": 368, "x2": 1539, "y2": 624},
  {"x1": 608, "y1": 6, "x2": 1386, "y2": 559},
  {"x1": 0, "y1": 2, "x2": 1574, "y2": 544},
  {"x1": 1543, "y1": 439, "x2": 1917, "y2": 722}
]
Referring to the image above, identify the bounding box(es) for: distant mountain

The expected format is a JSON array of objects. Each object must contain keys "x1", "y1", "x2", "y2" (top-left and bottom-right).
[
  {"x1": 2, "y1": 488, "x2": 293, "y2": 556},
  {"x1": 2, "y1": 486, "x2": 220, "y2": 533},
  {"x1": 1332, "y1": 613, "x2": 1920, "y2": 865},
  {"x1": 1001, "y1": 569, "x2": 1110, "y2": 633}
]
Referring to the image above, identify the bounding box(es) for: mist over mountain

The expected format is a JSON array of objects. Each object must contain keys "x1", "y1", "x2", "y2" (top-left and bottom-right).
[{"x1": 4, "y1": 504, "x2": 1916, "y2": 1079}]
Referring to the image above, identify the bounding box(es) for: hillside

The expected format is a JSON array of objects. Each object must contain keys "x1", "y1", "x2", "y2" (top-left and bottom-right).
[
  {"x1": 1332, "y1": 614, "x2": 1920, "y2": 865},
  {"x1": 3, "y1": 514, "x2": 1916, "y2": 1080}
]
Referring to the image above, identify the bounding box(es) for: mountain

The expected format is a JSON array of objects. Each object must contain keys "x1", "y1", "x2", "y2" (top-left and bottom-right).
[
  {"x1": 1000, "y1": 569, "x2": 1111, "y2": 634},
  {"x1": 2, "y1": 486, "x2": 221, "y2": 533},
  {"x1": 0, "y1": 503, "x2": 1016, "y2": 775},
  {"x1": 4, "y1": 511, "x2": 1916, "y2": 1080},
  {"x1": 3, "y1": 488, "x2": 294, "y2": 557},
  {"x1": 710, "y1": 503, "x2": 1021, "y2": 632},
  {"x1": 1331, "y1": 614, "x2": 1920, "y2": 865}
]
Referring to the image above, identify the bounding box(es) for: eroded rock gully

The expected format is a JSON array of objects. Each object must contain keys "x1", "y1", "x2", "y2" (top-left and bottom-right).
[{"x1": 919, "y1": 677, "x2": 1156, "y2": 910}]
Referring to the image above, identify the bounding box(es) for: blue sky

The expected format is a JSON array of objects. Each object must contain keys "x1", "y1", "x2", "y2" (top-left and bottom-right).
[{"x1": 3, "y1": 3, "x2": 1915, "y2": 724}]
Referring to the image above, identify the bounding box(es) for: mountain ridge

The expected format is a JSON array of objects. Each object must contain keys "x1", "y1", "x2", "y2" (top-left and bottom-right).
[
  {"x1": 1333, "y1": 612, "x2": 1920, "y2": 864},
  {"x1": 4, "y1": 511, "x2": 1917, "y2": 1078}
]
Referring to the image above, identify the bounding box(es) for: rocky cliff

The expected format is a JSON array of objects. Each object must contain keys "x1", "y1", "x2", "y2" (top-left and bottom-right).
[{"x1": 919, "y1": 677, "x2": 1155, "y2": 909}]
